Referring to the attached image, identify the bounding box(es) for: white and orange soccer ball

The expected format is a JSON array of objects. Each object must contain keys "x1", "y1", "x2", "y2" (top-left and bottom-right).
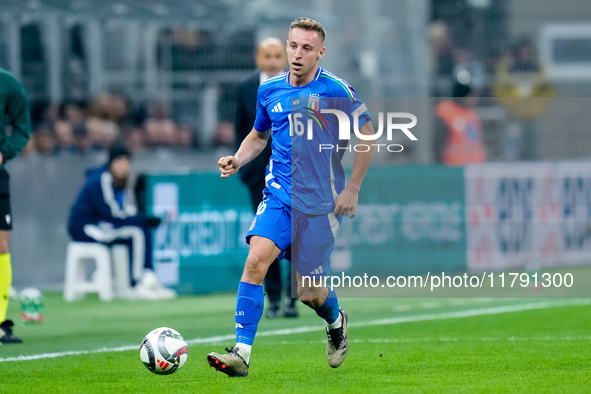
[{"x1": 140, "y1": 327, "x2": 188, "y2": 375}]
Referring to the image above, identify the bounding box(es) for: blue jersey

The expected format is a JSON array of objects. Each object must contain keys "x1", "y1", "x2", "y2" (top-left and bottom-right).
[
  {"x1": 253, "y1": 67, "x2": 371, "y2": 215},
  {"x1": 68, "y1": 165, "x2": 140, "y2": 238}
]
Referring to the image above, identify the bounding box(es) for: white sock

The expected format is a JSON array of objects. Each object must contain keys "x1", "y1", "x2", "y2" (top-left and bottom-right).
[
  {"x1": 327, "y1": 314, "x2": 342, "y2": 330},
  {"x1": 236, "y1": 343, "x2": 252, "y2": 364}
]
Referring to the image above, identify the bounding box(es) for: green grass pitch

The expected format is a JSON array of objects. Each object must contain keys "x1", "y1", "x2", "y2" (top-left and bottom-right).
[{"x1": 0, "y1": 292, "x2": 590, "y2": 392}]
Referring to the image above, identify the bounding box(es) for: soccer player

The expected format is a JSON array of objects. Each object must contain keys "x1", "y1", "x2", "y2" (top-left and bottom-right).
[
  {"x1": 235, "y1": 37, "x2": 298, "y2": 319},
  {"x1": 0, "y1": 68, "x2": 32, "y2": 344},
  {"x1": 208, "y1": 17, "x2": 375, "y2": 377}
]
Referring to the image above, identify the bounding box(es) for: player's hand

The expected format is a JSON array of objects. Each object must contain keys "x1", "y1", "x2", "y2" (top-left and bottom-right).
[
  {"x1": 218, "y1": 156, "x2": 240, "y2": 178},
  {"x1": 334, "y1": 188, "x2": 358, "y2": 218}
]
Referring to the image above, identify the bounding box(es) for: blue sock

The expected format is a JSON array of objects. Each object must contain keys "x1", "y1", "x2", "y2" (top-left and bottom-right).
[
  {"x1": 314, "y1": 287, "x2": 340, "y2": 324},
  {"x1": 235, "y1": 281, "x2": 265, "y2": 346}
]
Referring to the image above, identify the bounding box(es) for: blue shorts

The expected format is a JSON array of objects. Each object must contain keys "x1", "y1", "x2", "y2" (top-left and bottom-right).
[{"x1": 246, "y1": 189, "x2": 342, "y2": 277}]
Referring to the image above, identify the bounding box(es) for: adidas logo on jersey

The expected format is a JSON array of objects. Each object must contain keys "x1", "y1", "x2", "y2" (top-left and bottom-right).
[
  {"x1": 270, "y1": 102, "x2": 284, "y2": 112},
  {"x1": 311, "y1": 266, "x2": 325, "y2": 275}
]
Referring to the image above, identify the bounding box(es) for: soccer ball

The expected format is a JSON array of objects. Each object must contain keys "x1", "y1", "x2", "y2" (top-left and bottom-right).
[{"x1": 140, "y1": 327, "x2": 188, "y2": 375}]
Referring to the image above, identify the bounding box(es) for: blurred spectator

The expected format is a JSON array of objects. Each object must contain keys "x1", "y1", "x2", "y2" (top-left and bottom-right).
[
  {"x1": 86, "y1": 93, "x2": 121, "y2": 150},
  {"x1": 493, "y1": 38, "x2": 553, "y2": 103},
  {"x1": 213, "y1": 121, "x2": 235, "y2": 147},
  {"x1": 143, "y1": 101, "x2": 178, "y2": 147},
  {"x1": 60, "y1": 101, "x2": 86, "y2": 125},
  {"x1": 42, "y1": 102, "x2": 60, "y2": 124},
  {"x1": 35, "y1": 125, "x2": 56, "y2": 155},
  {"x1": 26, "y1": 92, "x2": 199, "y2": 155},
  {"x1": 123, "y1": 126, "x2": 146, "y2": 153},
  {"x1": 110, "y1": 92, "x2": 134, "y2": 126},
  {"x1": 493, "y1": 37, "x2": 555, "y2": 160},
  {"x1": 72, "y1": 122, "x2": 93, "y2": 153},
  {"x1": 67, "y1": 144, "x2": 176, "y2": 300},
  {"x1": 89, "y1": 117, "x2": 118, "y2": 149},
  {"x1": 176, "y1": 123, "x2": 195, "y2": 149},
  {"x1": 54, "y1": 121, "x2": 76, "y2": 153},
  {"x1": 434, "y1": 77, "x2": 487, "y2": 166}
]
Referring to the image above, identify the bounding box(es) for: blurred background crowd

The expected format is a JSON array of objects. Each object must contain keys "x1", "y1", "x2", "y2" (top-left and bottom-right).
[{"x1": 24, "y1": 93, "x2": 198, "y2": 156}]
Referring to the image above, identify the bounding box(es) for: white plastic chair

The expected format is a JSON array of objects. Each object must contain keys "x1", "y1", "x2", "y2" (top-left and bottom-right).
[
  {"x1": 63, "y1": 242, "x2": 114, "y2": 301},
  {"x1": 111, "y1": 244, "x2": 133, "y2": 299},
  {"x1": 63, "y1": 243, "x2": 133, "y2": 301}
]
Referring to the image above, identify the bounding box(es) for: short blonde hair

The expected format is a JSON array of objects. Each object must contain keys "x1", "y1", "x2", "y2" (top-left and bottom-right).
[{"x1": 290, "y1": 17, "x2": 326, "y2": 43}]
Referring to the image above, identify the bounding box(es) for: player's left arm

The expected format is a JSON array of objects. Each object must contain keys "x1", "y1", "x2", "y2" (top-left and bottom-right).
[
  {"x1": 334, "y1": 121, "x2": 375, "y2": 218},
  {"x1": 0, "y1": 77, "x2": 31, "y2": 165}
]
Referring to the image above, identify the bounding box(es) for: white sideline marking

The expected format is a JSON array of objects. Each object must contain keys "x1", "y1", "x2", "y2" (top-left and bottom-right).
[
  {"x1": 276, "y1": 336, "x2": 591, "y2": 346},
  {"x1": 1, "y1": 299, "x2": 589, "y2": 363}
]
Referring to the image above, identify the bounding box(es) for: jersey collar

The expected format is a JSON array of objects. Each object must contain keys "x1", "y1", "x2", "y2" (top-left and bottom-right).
[{"x1": 286, "y1": 67, "x2": 323, "y2": 85}]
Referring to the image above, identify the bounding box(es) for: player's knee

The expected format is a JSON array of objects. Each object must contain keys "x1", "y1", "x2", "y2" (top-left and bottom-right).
[
  {"x1": 243, "y1": 251, "x2": 272, "y2": 280},
  {"x1": 245, "y1": 250, "x2": 270, "y2": 269}
]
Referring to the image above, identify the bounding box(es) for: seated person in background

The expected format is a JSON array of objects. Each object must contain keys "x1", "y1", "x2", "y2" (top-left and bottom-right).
[{"x1": 67, "y1": 143, "x2": 175, "y2": 300}]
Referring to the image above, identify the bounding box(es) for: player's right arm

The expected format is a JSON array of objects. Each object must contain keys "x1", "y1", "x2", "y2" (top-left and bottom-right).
[
  {"x1": 220, "y1": 81, "x2": 273, "y2": 178},
  {"x1": 218, "y1": 128, "x2": 270, "y2": 178}
]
